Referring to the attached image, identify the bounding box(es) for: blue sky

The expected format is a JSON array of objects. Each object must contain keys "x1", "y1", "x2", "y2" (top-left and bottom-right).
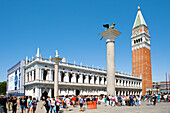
[{"x1": 0, "y1": 0, "x2": 169, "y2": 82}]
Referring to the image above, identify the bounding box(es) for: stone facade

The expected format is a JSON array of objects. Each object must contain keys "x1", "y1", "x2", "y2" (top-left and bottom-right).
[{"x1": 24, "y1": 54, "x2": 142, "y2": 100}]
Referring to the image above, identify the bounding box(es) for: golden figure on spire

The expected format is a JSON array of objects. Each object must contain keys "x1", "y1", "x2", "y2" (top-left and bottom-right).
[{"x1": 138, "y1": 6, "x2": 140, "y2": 10}]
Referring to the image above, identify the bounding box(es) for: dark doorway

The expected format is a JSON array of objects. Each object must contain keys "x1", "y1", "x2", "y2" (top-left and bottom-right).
[
  {"x1": 52, "y1": 89, "x2": 54, "y2": 98},
  {"x1": 42, "y1": 91, "x2": 48, "y2": 100},
  {"x1": 43, "y1": 70, "x2": 47, "y2": 80},
  {"x1": 76, "y1": 75, "x2": 79, "y2": 83},
  {"x1": 61, "y1": 72, "x2": 65, "y2": 82},
  {"x1": 76, "y1": 90, "x2": 80, "y2": 96}
]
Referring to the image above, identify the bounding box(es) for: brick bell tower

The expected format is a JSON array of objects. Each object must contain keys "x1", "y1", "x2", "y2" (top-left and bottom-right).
[{"x1": 131, "y1": 6, "x2": 152, "y2": 95}]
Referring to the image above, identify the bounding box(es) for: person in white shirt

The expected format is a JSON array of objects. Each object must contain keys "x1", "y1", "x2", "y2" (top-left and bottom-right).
[{"x1": 65, "y1": 95, "x2": 70, "y2": 111}]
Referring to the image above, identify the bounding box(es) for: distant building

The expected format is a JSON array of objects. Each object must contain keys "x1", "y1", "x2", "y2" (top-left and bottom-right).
[
  {"x1": 7, "y1": 60, "x2": 25, "y2": 96},
  {"x1": 152, "y1": 81, "x2": 170, "y2": 94}
]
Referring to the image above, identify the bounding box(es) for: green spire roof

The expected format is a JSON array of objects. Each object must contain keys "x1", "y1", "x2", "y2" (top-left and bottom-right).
[{"x1": 133, "y1": 6, "x2": 147, "y2": 29}]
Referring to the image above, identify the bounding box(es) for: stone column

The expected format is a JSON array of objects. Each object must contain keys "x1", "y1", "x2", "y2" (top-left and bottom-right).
[
  {"x1": 91, "y1": 75, "x2": 94, "y2": 84},
  {"x1": 72, "y1": 73, "x2": 76, "y2": 83},
  {"x1": 79, "y1": 74, "x2": 83, "y2": 83},
  {"x1": 100, "y1": 25, "x2": 121, "y2": 96},
  {"x1": 25, "y1": 73, "x2": 28, "y2": 82},
  {"x1": 39, "y1": 88, "x2": 42, "y2": 98},
  {"x1": 35, "y1": 87, "x2": 40, "y2": 100},
  {"x1": 96, "y1": 76, "x2": 99, "y2": 84},
  {"x1": 58, "y1": 71, "x2": 61, "y2": 82},
  {"x1": 65, "y1": 72, "x2": 69, "y2": 83},
  {"x1": 36, "y1": 67, "x2": 39, "y2": 80},
  {"x1": 84, "y1": 75, "x2": 88, "y2": 84},
  {"x1": 52, "y1": 50, "x2": 62, "y2": 98},
  {"x1": 48, "y1": 88, "x2": 52, "y2": 97},
  {"x1": 101, "y1": 77, "x2": 104, "y2": 85},
  {"x1": 39, "y1": 69, "x2": 42, "y2": 80},
  {"x1": 49, "y1": 70, "x2": 52, "y2": 81},
  {"x1": 29, "y1": 72, "x2": 31, "y2": 81},
  {"x1": 32, "y1": 70, "x2": 34, "y2": 81}
]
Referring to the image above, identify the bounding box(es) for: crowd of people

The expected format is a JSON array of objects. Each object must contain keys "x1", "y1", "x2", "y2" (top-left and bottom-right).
[{"x1": 0, "y1": 93, "x2": 170, "y2": 113}]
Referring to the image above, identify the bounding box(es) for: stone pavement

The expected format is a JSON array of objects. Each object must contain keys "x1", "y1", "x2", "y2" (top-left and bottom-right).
[{"x1": 8, "y1": 101, "x2": 170, "y2": 113}]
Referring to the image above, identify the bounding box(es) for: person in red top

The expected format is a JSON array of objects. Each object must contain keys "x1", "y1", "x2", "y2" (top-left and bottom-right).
[{"x1": 72, "y1": 96, "x2": 76, "y2": 107}]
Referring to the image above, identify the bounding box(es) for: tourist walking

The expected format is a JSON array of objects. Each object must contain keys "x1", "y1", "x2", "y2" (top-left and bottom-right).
[
  {"x1": 153, "y1": 94, "x2": 157, "y2": 106},
  {"x1": 50, "y1": 98, "x2": 56, "y2": 113},
  {"x1": 12, "y1": 96, "x2": 17, "y2": 113},
  {"x1": 0, "y1": 95, "x2": 7, "y2": 113},
  {"x1": 129, "y1": 95, "x2": 134, "y2": 106},
  {"x1": 55, "y1": 96, "x2": 60, "y2": 113},
  {"x1": 27, "y1": 96, "x2": 33, "y2": 113},
  {"x1": 41, "y1": 96, "x2": 51, "y2": 113},
  {"x1": 72, "y1": 96, "x2": 76, "y2": 107},
  {"x1": 65, "y1": 95, "x2": 70, "y2": 111},
  {"x1": 32, "y1": 97, "x2": 37, "y2": 113},
  {"x1": 7, "y1": 94, "x2": 13, "y2": 111},
  {"x1": 122, "y1": 96, "x2": 126, "y2": 106},
  {"x1": 19, "y1": 96, "x2": 27, "y2": 113},
  {"x1": 79, "y1": 96, "x2": 84, "y2": 112}
]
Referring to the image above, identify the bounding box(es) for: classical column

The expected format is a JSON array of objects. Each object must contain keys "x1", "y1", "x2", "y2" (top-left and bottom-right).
[
  {"x1": 100, "y1": 24, "x2": 121, "y2": 95},
  {"x1": 39, "y1": 69, "x2": 42, "y2": 80},
  {"x1": 35, "y1": 87, "x2": 40, "y2": 100},
  {"x1": 32, "y1": 70, "x2": 34, "y2": 81},
  {"x1": 49, "y1": 70, "x2": 52, "y2": 81},
  {"x1": 58, "y1": 71, "x2": 61, "y2": 82},
  {"x1": 48, "y1": 88, "x2": 52, "y2": 97},
  {"x1": 29, "y1": 72, "x2": 31, "y2": 81},
  {"x1": 91, "y1": 75, "x2": 94, "y2": 84},
  {"x1": 96, "y1": 76, "x2": 99, "y2": 84},
  {"x1": 36, "y1": 67, "x2": 39, "y2": 80},
  {"x1": 25, "y1": 73, "x2": 28, "y2": 82},
  {"x1": 84, "y1": 75, "x2": 88, "y2": 84},
  {"x1": 51, "y1": 50, "x2": 62, "y2": 98},
  {"x1": 117, "y1": 79, "x2": 120, "y2": 86},
  {"x1": 72, "y1": 73, "x2": 76, "y2": 83},
  {"x1": 39, "y1": 88, "x2": 42, "y2": 98},
  {"x1": 101, "y1": 77, "x2": 104, "y2": 85},
  {"x1": 65, "y1": 72, "x2": 69, "y2": 83},
  {"x1": 79, "y1": 74, "x2": 83, "y2": 83}
]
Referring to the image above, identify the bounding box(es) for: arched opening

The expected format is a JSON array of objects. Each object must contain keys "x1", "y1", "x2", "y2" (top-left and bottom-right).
[
  {"x1": 52, "y1": 89, "x2": 54, "y2": 98},
  {"x1": 43, "y1": 70, "x2": 47, "y2": 80},
  {"x1": 99, "y1": 77, "x2": 102, "y2": 84},
  {"x1": 76, "y1": 75, "x2": 79, "y2": 83},
  {"x1": 76, "y1": 90, "x2": 80, "y2": 96},
  {"x1": 116, "y1": 91, "x2": 118, "y2": 95},
  {"x1": 69, "y1": 73, "x2": 72, "y2": 82},
  {"x1": 104, "y1": 78, "x2": 106, "y2": 85},
  {"x1": 61, "y1": 72, "x2": 65, "y2": 82}
]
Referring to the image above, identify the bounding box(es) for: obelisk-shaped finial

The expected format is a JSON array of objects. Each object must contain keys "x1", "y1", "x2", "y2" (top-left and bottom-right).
[{"x1": 36, "y1": 47, "x2": 40, "y2": 58}]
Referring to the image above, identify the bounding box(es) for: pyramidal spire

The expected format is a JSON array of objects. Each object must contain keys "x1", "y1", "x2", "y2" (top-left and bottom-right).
[{"x1": 133, "y1": 6, "x2": 147, "y2": 29}]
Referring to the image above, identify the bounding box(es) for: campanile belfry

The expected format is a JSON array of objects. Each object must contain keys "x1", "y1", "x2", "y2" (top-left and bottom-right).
[{"x1": 131, "y1": 6, "x2": 152, "y2": 95}]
